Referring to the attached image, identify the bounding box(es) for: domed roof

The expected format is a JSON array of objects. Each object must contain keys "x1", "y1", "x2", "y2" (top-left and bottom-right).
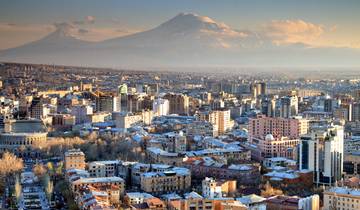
[{"x1": 265, "y1": 134, "x2": 275, "y2": 141}]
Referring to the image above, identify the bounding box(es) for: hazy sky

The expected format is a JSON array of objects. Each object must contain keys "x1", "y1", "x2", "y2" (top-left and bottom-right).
[{"x1": 1, "y1": 0, "x2": 360, "y2": 50}]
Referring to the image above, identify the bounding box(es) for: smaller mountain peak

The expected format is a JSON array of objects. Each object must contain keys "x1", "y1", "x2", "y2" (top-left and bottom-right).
[
  {"x1": 52, "y1": 22, "x2": 76, "y2": 38},
  {"x1": 173, "y1": 12, "x2": 216, "y2": 24}
]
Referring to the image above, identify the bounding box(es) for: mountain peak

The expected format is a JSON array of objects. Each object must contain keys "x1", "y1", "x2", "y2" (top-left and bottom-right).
[
  {"x1": 174, "y1": 12, "x2": 216, "y2": 24},
  {"x1": 52, "y1": 22, "x2": 76, "y2": 38},
  {"x1": 158, "y1": 12, "x2": 230, "y2": 33}
]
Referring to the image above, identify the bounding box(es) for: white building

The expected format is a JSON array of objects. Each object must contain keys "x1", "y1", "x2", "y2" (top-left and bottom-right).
[
  {"x1": 71, "y1": 105, "x2": 93, "y2": 124},
  {"x1": 152, "y1": 98, "x2": 169, "y2": 116},
  {"x1": 299, "y1": 125, "x2": 344, "y2": 185},
  {"x1": 236, "y1": 194, "x2": 266, "y2": 210},
  {"x1": 88, "y1": 160, "x2": 120, "y2": 177},
  {"x1": 202, "y1": 177, "x2": 222, "y2": 198},
  {"x1": 113, "y1": 111, "x2": 153, "y2": 129},
  {"x1": 125, "y1": 192, "x2": 154, "y2": 205}
]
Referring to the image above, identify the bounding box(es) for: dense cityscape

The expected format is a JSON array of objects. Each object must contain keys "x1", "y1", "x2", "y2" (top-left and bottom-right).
[{"x1": 0, "y1": 62, "x2": 359, "y2": 209}]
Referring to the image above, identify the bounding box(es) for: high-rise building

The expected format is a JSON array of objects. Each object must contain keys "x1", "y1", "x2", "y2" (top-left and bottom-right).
[
  {"x1": 261, "y1": 98, "x2": 276, "y2": 117},
  {"x1": 118, "y1": 84, "x2": 128, "y2": 112},
  {"x1": 250, "y1": 82, "x2": 266, "y2": 98},
  {"x1": 30, "y1": 97, "x2": 49, "y2": 119},
  {"x1": 71, "y1": 105, "x2": 93, "y2": 124},
  {"x1": 280, "y1": 96, "x2": 298, "y2": 118},
  {"x1": 199, "y1": 109, "x2": 233, "y2": 136},
  {"x1": 163, "y1": 93, "x2": 189, "y2": 115},
  {"x1": 165, "y1": 131, "x2": 187, "y2": 153},
  {"x1": 95, "y1": 93, "x2": 120, "y2": 113},
  {"x1": 352, "y1": 102, "x2": 360, "y2": 122},
  {"x1": 211, "y1": 99, "x2": 225, "y2": 110},
  {"x1": 152, "y1": 98, "x2": 169, "y2": 116},
  {"x1": 248, "y1": 115, "x2": 308, "y2": 142},
  {"x1": 299, "y1": 125, "x2": 344, "y2": 185}
]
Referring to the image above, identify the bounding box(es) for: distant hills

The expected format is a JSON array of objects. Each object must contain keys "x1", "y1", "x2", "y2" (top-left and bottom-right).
[{"x1": 1, "y1": 13, "x2": 360, "y2": 69}]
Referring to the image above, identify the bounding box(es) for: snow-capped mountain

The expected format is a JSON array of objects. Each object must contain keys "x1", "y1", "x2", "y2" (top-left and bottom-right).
[{"x1": 1, "y1": 13, "x2": 360, "y2": 68}]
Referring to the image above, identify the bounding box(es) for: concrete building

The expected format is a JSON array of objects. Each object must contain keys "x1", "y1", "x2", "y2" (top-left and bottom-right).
[
  {"x1": 352, "y1": 102, "x2": 360, "y2": 122},
  {"x1": 163, "y1": 93, "x2": 189, "y2": 115},
  {"x1": 140, "y1": 167, "x2": 191, "y2": 195},
  {"x1": 64, "y1": 149, "x2": 86, "y2": 170},
  {"x1": 299, "y1": 125, "x2": 344, "y2": 185},
  {"x1": 88, "y1": 160, "x2": 120, "y2": 177},
  {"x1": 344, "y1": 152, "x2": 360, "y2": 178},
  {"x1": 29, "y1": 97, "x2": 49, "y2": 119},
  {"x1": 165, "y1": 131, "x2": 187, "y2": 153},
  {"x1": 146, "y1": 147, "x2": 184, "y2": 166},
  {"x1": 71, "y1": 105, "x2": 93, "y2": 124},
  {"x1": 183, "y1": 157, "x2": 259, "y2": 185},
  {"x1": 130, "y1": 197, "x2": 166, "y2": 210},
  {"x1": 124, "y1": 192, "x2": 154, "y2": 205},
  {"x1": 248, "y1": 115, "x2": 308, "y2": 159},
  {"x1": 153, "y1": 98, "x2": 170, "y2": 116},
  {"x1": 266, "y1": 195, "x2": 319, "y2": 210},
  {"x1": 323, "y1": 187, "x2": 360, "y2": 210},
  {"x1": 248, "y1": 115, "x2": 308, "y2": 143},
  {"x1": 71, "y1": 177, "x2": 125, "y2": 201},
  {"x1": 236, "y1": 194, "x2": 266, "y2": 210},
  {"x1": 198, "y1": 109, "x2": 234, "y2": 135},
  {"x1": 202, "y1": 177, "x2": 237, "y2": 198},
  {"x1": 186, "y1": 121, "x2": 217, "y2": 138},
  {"x1": 95, "y1": 92, "x2": 120, "y2": 112},
  {"x1": 255, "y1": 134, "x2": 299, "y2": 159},
  {"x1": 114, "y1": 110, "x2": 153, "y2": 129},
  {"x1": 279, "y1": 96, "x2": 298, "y2": 118}
]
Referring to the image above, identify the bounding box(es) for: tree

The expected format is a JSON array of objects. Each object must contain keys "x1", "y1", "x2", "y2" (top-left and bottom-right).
[
  {"x1": 0, "y1": 152, "x2": 24, "y2": 175},
  {"x1": 14, "y1": 175, "x2": 22, "y2": 203},
  {"x1": 261, "y1": 181, "x2": 283, "y2": 197},
  {"x1": 43, "y1": 174, "x2": 53, "y2": 201},
  {"x1": 33, "y1": 163, "x2": 47, "y2": 178}
]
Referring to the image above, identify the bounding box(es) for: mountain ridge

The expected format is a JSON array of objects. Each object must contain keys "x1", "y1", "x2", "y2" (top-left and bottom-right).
[{"x1": 1, "y1": 13, "x2": 360, "y2": 68}]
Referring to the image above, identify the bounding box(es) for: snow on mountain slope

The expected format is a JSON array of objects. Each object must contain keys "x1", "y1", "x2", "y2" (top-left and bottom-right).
[{"x1": 1, "y1": 13, "x2": 360, "y2": 68}]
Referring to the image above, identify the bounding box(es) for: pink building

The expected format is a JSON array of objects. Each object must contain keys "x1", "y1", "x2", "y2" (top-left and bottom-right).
[{"x1": 248, "y1": 115, "x2": 308, "y2": 159}]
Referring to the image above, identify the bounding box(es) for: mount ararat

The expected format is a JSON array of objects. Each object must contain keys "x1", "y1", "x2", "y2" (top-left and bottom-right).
[{"x1": 1, "y1": 13, "x2": 359, "y2": 68}]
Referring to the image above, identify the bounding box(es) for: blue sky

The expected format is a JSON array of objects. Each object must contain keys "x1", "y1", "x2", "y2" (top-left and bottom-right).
[{"x1": 1, "y1": 0, "x2": 359, "y2": 49}]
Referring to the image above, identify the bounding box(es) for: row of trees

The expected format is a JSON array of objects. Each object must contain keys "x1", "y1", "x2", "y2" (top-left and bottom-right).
[{"x1": 0, "y1": 152, "x2": 24, "y2": 196}]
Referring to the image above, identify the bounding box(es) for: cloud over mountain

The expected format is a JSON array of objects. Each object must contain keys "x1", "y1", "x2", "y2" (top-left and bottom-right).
[
  {"x1": 1, "y1": 13, "x2": 360, "y2": 68},
  {"x1": 265, "y1": 19, "x2": 324, "y2": 46}
]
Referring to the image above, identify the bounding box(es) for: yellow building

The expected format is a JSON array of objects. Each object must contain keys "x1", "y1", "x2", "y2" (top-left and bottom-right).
[
  {"x1": 140, "y1": 167, "x2": 191, "y2": 194},
  {"x1": 64, "y1": 149, "x2": 86, "y2": 170},
  {"x1": 198, "y1": 109, "x2": 234, "y2": 136},
  {"x1": 323, "y1": 187, "x2": 360, "y2": 210},
  {"x1": 168, "y1": 192, "x2": 247, "y2": 210}
]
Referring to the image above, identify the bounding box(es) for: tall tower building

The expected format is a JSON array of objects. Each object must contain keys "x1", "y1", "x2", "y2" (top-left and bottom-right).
[
  {"x1": 152, "y1": 98, "x2": 169, "y2": 116},
  {"x1": 261, "y1": 98, "x2": 276, "y2": 117},
  {"x1": 280, "y1": 96, "x2": 298, "y2": 118},
  {"x1": 118, "y1": 84, "x2": 128, "y2": 112},
  {"x1": 299, "y1": 125, "x2": 344, "y2": 185},
  {"x1": 95, "y1": 93, "x2": 120, "y2": 112},
  {"x1": 199, "y1": 109, "x2": 233, "y2": 136},
  {"x1": 351, "y1": 102, "x2": 360, "y2": 122},
  {"x1": 163, "y1": 93, "x2": 189, "y2": 115}
]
